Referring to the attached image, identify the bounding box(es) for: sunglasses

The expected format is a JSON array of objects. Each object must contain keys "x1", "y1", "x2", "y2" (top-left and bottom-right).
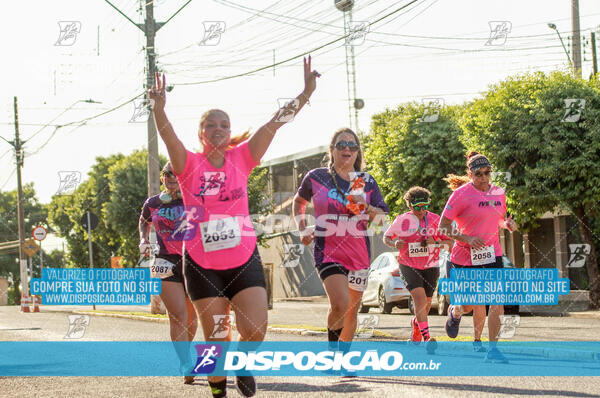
[
  {"x1": 162, "y1": 171, "x2": 175, "y2": 178},
  {"x1": 335, "y1": 140, "x2": 359, "y2": 152},
  {"x1": 474, "y1": 170, "x2": 491, "y2": 178},
  {"x1": 412, "y1": 204, "x2": 429, "y2": 211}
]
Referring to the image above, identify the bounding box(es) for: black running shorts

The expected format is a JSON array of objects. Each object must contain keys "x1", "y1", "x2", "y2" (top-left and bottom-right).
[
  {"x1": 398, "y1": 264, "x2": 440, "y2": 297},
  {"x1": 183, "y1": 246, "x2": 266, "y2": 301},
  {"x1": 315, "y1": 262, "x2": 349, "y2": 281}
]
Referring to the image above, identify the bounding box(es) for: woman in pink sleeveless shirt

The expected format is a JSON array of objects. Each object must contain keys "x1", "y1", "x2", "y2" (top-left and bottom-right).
[
  {"x1": 438, "y1": 151, "x2": 518, "y2": 364},
  {"x1": 384, "y1": 187, "x2": 451, "y2": 353},
  {"x1": 148, "y1": 57, "x2": 320, "y2": 398}
]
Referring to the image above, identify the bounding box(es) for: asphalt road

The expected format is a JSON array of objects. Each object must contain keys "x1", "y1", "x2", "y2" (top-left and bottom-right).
[{"x1": 1, "y1": 305, "x2": 600, "y2": 397}]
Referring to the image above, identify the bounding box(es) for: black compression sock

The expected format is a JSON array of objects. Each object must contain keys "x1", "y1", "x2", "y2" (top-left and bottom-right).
[
  {"x1": 208, "y1": 379, "x2": 227, "y2": 398},
  {"x1": 327, "y1": 327, "x2": 343, "y2": 342}
]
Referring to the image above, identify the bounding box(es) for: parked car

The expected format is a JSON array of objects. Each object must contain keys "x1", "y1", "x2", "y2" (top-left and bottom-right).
[
  {"x1": 359, "y1": 252, "x2": 411, "y2": 314},
  {"x1": 434, "y1": 253, "x2": 520, "y2": 315}
]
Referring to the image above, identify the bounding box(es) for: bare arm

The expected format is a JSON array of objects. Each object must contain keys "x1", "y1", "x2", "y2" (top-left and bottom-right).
[
  {"x1": 292, "y1": 193, "x2": 314, "y2": 245},
  {"x1": 149, "y1": 72, "x2": 187, "y2": 174},
  {"x1": 138, "y1": 218, "x2": 152, "y2": 256},
  {"x1": 248, "y1": 56, "x2": 320, "y2": 163}
]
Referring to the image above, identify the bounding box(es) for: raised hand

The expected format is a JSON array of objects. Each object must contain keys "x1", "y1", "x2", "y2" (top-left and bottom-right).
[
  {"x1": 303, "y1": 55, "x2": 320, "y2": 97},
  {"x1": 148, "y1": 71, "x2": 166, "y2": 112}
]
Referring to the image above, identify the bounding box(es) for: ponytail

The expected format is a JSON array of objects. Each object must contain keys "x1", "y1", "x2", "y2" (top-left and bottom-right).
[
  {"x1": 443, "y1": 174, "x2": 470, "y2": 191},
  {"x1": 227, "y1": 131, "x2": 251, "y2": 150},
  {"x1": 443, "y1": 151, "x2": 486, "y2": 190}
]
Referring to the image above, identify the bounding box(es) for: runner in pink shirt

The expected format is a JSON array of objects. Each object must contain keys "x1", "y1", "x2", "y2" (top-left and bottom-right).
[
  {"x1": 438, "y1": 151, "x2": 518, "y2": 363},
  {"x1": 148, "y1": 57, "x2": 320, "y2": 398},
  {"x1": 384, "y1": 187, "x2": 451, "y2": 353}
]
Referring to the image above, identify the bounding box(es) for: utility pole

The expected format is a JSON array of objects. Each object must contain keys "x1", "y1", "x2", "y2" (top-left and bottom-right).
[
  {"x1": 572, "y1": 0, "x2": 582, "y2": 78},
  {"x1": 591, "y1": 32, "x2": 598, "y2": 76},
  {"x1": 13, "y1": 97, "x2": 28, "y2": 299},
  {"x1": 105, "y1": 0, "x2": 192, "y2": 197}
]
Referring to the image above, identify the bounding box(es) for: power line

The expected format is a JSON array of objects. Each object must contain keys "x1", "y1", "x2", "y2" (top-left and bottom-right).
[{"x1": 173, "y1": 0, "x2": 420, "y2": 86}]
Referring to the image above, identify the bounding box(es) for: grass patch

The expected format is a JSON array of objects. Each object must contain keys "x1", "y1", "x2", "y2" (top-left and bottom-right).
[
  {"x1": 269, "y1": 324, "x2": 394, "y2": 338},
  {"x1": 81, "y1": 310, "x2": 167, "y2": 319}
]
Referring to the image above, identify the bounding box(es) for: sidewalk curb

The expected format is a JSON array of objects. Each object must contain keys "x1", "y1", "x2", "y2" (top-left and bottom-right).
[
  {"x1": 37, "y1": 308, "x2": 600, "y2": 361},
  {"x1": 435, "y1": 342, "x2": 600, "y2": 361}
]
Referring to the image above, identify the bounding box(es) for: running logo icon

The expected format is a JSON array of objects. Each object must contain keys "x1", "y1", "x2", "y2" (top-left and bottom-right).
[
  {"x1": 192, "y1": 344, "x2": 223, "y2": 374},
  {"x1": 485, "y1": 21, "x2": 511, "y2": 46},
  {"x1": 490, "y1": 171, "x2": 512, "y2": 183},
  {"x1": 567, "y1": 244, "x2": 590, "y2": 268},
  {"x1": 355, "y1": 315, "x2": 379, "y2": 338},
  {"x1": 562, "y1": 99, "x2": 585, "y2": 122},
  {"x1": 420, "y1": 98, "x2": 444, "y2": 123},
  {"x1": 210, "y1": 314, "x2": 234, "y2": 339},
  {"x1": 129, "y1": 99, "x2": 155, "y2": 123},
  {"x1": 55, "y1": 21, "x2": 81, "y2": 46},
  {"x1": 281, "y1": 244, "x2": 304, "y2": 268},
  {"x1": 275, "y1": 98, "x2": 300, "y2": 123},
  {"x1": 346, "y1": 21, "x2": 370, "y2": 46},
  {"x1": 199, "y1": 21, "x2": 225, "y2": 46},
  {"x1": 64, "y1": 314, "x2": 90, "y2": 339},
  {"x1": 56, "y1": 171, "x2": 82, "y2": 195},
  {"x1": 497, "y1": 315, "x2": 520, "y2": 339}
]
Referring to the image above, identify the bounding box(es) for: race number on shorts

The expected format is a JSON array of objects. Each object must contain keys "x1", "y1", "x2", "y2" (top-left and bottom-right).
[
  {"x1": 408, "y1": 242, "x2": 429, "y2": 257},
  {"x1": 470, "y1": 245, "x2": 495, "y2": 265},
  {"x1": 200, "y1": 216, "x2": 241, "y2": 252},
  {"x1": 151, "y1": 258, "x2": 175, "y2": 279},
  {"x1": 348, "y1": 269, "x2": 369, "y2": 292}
]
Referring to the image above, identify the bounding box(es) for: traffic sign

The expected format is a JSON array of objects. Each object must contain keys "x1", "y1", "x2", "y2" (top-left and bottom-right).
[
  {"x1": 22, "y1": 239, "x2": 39, "y2": 257},
  {"x1": 32, "y1": 225, "x2": 47, "y2": 241},
  {"x1": 81, "y1": 211, "x2": 99, "y2": 230}
]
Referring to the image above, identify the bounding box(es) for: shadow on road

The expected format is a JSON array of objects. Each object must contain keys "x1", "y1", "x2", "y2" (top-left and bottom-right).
[{"x1": 338, "y1": 377, "x2": 599, "y2": 397}]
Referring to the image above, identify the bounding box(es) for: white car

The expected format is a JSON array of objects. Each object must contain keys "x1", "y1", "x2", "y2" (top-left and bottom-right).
[{"x1": 359, "y1": 252, "x2": 411, "y2": 314}]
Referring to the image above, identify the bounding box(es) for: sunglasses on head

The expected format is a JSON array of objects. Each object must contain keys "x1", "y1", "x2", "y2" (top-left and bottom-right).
[
  {"x1": 162, "y1": 171, "x2": 175, "y2": 178},
  {"x1": 474, "y1": 170, "x2": 491, "y2": 178},
  {"x1": 412, "y1": 204, "x2": 429, "y2": 211},
  {"x1": 335, "y1": 140, "x2": 359, "y2": 152}
]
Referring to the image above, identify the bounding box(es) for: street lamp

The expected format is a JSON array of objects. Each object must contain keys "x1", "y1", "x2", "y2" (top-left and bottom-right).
[{"x1": 548, "y1": 23, "x2": 573, "y2": 67}]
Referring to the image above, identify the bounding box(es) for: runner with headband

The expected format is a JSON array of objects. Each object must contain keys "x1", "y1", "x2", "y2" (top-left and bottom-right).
[
  {"x1": 293, "y1": 127, "x2": 388, "y2": 365},
  {"x1": 383, "y1": 187, "x2": 452, "y2": 353},
  {"x1": 148, "y1": 57, "x2": 320, "y2": 397},
  {"x1": 139, "y1": 162, "x2": 198, "y2": 385},
  {"x1": 438, "y1": 151, "x2": 517, "y2": 363}
]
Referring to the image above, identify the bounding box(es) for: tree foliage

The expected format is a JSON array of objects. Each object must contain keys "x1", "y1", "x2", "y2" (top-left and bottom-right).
[
  {"x1": 459, "y1": 71, "x2": 600, "y2": 307},
  {"x1": 363, "y1": 102, "x2": 467, "y2": 216},
  {"x1": 0, "y1": 184, "x2": 49, "y2": 303}
]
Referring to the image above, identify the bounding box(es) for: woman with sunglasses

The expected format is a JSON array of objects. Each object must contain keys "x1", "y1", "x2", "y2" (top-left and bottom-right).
[
  {"x1": 148, "y1": 57, "x2": 319, "y2": 398},
  {"x1": 139, "y1": 162, "x2": 198, "y2": 385},
  {"x1": 438, "y1": 151, "x2": 517, "y2": 363},
  {"x1": 383, "y1": 187, "x2": 452, "y2": 352},
  {"x1": 293, "y1": 128, "x2": 388, "y2": 361}
]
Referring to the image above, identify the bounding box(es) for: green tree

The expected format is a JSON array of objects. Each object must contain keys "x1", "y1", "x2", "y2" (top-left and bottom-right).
[
  {"x1": 363, "y1": 102, "x2": 467, "y2": 216},
  {"x1": 47, "y1": 154, "x2": 126, "y2": 268},
  {"x1": 460, "y1": 71, "x2": 600, "y2": 308},
  {"x1": 103, "y1": 150, "x2": 157, "y2": 266},
  {"x1": 248, "y1": 166, "x2": 273, "y2": 246},
  {"x1": 0, "y1": 184, "x2": 47, "y2": 303}
]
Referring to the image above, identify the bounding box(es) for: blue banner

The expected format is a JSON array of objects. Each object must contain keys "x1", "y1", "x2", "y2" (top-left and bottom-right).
[
  {"x1": 29, "y1": 268, "x2": 162, "y2": 305},
  {"x1": 0, "y1": 341, "x2": 598, "y2": 376},
  {"x1": 438, "y1": 268, "x2": 570, "y2": 305}
]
